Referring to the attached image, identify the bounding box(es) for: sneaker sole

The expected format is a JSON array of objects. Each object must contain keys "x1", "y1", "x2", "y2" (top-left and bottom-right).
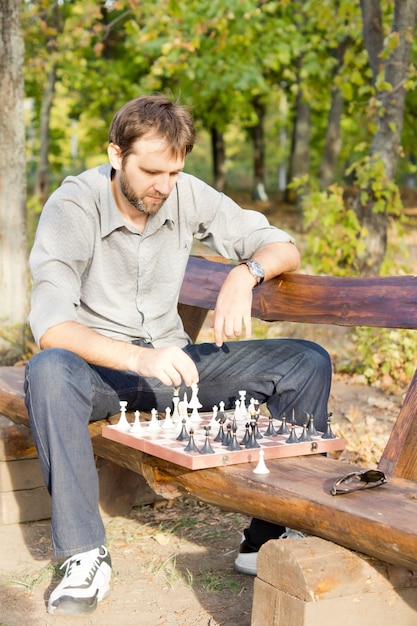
[{"x1": 48, "y1": 588, "x2": 110, "y2": 616}]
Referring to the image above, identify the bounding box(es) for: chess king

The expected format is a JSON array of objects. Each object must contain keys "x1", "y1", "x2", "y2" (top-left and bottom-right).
[{"x1": 25, "y1": 95, "x2": 332, "y2": 616}]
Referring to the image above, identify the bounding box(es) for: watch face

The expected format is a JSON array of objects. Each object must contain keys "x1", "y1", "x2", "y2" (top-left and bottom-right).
[{"x1": 246, "y1": 260, "x2": 265, "y2": 283}]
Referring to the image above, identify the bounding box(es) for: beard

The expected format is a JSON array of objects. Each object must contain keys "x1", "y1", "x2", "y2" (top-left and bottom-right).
[{"x1": 119, "y1": 168, "x2": 167, "y2": 215}]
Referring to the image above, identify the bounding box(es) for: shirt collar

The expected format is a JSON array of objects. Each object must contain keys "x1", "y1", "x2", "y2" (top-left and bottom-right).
[{"x1": 99, "y1": 164, "x2": 176, "y2": 238}]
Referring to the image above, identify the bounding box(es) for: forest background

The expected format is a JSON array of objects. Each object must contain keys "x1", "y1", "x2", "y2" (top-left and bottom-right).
[{"x1": 1, "y1": 0, "x2": 417, "y2": 395}]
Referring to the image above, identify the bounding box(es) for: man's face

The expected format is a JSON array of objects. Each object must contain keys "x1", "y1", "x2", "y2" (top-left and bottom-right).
[{"x1": 111, "y1": 135, "x2": 185, "y2": 216}]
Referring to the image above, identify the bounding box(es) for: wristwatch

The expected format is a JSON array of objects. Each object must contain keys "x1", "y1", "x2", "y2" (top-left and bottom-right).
[{"x1": 241, "y1": 260, "x2": 265, "y2": 285}]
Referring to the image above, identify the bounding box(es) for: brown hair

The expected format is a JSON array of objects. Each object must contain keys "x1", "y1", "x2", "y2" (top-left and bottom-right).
[{"x1": 108, "y1": 95, "x2": 195, "y2": 162}]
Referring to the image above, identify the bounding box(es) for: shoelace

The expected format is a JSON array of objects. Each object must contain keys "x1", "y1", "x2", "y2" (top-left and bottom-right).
[{"x1": 60, "y1": 547, "x2": 107, "y2": 587}]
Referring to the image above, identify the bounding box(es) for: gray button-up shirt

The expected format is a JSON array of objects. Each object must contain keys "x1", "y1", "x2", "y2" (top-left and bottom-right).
[{"x1": 29, "y1": 165, "x2": 294, "y2": 348}]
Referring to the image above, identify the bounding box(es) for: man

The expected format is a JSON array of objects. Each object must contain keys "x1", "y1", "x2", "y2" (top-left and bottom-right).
[{"x1": 25, "y1": 95, "x2": 331, "y2": 616}]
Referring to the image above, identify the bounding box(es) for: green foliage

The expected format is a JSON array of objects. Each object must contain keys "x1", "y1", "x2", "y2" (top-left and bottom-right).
[
  {"x1": 299, "y1": 182, "x2": 366, "y2": 275},
  {"x1": 340, "y1": 326, "x2": 417, "y2": 393},
  {"x1": 346, "y1": 154, "x2": 403, "y2": 216}
]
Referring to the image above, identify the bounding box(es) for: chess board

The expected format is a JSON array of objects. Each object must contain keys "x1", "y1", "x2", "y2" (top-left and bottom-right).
[{"x1": 102, "y1": 412, "x2": 345, "y2": 471}]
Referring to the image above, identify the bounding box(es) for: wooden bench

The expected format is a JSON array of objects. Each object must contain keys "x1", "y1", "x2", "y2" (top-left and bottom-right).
[{"x1": 1, "y1": 255, "x2": 417, "y2": 574}]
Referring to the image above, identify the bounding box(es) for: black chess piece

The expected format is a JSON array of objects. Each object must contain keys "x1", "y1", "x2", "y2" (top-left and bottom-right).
[
  {"x1": 184, "y1": 429, "x2": 199, "y2": 452},
  {"x1": 176, "y1": 419, "x2": 190, "y2": 441},
  {"x1": 264, "y1": 415, "x2": 278, "y2": 437},
  {"x1": 222, "y1": 423, "x2": 232, "y2": 447},
  {"x1": 245, "y1": 420, "x2": 261, "y2": 449},
  {"x1": 240, "y1": 423, "x2": 250, "y2": 445},
  {"x1": 227, "y1": 426, "x2": 241, "y2": 451},
  {"x1": 285, "y1": 424, "x2": 299, "y2": 444},
  {"x1": 306, "y1": 412, "x2": 319, "y2": 437},
  {"x1": 277, "y1": 414, "x2": 290, "y2": 435},
  {"x1": 253, "y1": 416, "x2": 263, "y2": 440},
  {"x1": 322, "y1": 413, "x2": 336, "y2": 439},
  {"x1": 199, "y1": 426, "x2": 215, "y2": 454},
  {"x1": 214, "y1": 423, "x2": 225, "y2": 442},
  {"x1": 297, "y1": 423, "x2": 312, "y2": 442}
]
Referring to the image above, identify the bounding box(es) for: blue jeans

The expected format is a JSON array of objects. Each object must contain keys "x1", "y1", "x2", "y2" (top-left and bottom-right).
[{"x1": 24, "y1": 339, "x2": 331, "y2": 557}]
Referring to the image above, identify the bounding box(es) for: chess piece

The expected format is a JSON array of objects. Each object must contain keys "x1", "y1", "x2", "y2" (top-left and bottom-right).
[
  {"x1": 171, "y1": 387, "x2": 181, "y2": 423},
  {"x1": 253, "y1": 449, "x2": 270, "y2": 474},
  {"x1": 306, "y1": 412, "x2": 319, "y2": 437},
  {"x1": 116, "y1": 401, "x2": 131, "y2": 431},
  {"x1": 130, "y1": 410, "x2": 142, "y2": 433},
  {"x1": 184, "y1": 429, "x2": 199, "y2": 452},
  {"x1": 286, "y1": 424, "x2": 299, "y2": 444},
  {"x1": 176, "y1": 419, "x2": 190, "y2": 441},
  {"x1": 161, "y1": 407, "x2": 175, "y2": 430},
  {"x1": 214, "y1": 422, "x2": 225, "y2": 442},
  {"x1": 240, "y1": 422, "x2": 250, "y2": 445},
  {"x1": 147, "y1": 408, "x2": 160, "y2": 432},
  {"x1": 245, "y1": 420, "x2": 261, "y2": 449},
  {"x1": 264, "y1": 415, "x2": 278, "y2": 437},
  {"x1": 322, "y1": 413, "x2": 336, "y2": 439},
  {"x1": 277, "y1": 414, "x2": 290, "y2": 435},
  {"x1": 188, "y1": 382, "x2": 202, "y2": 422},
  {"x1": 199, "y1": 426, "x2": 215, "y2": 454},
  {"x1": 227, "y1": 425, "x2": 241, "y2": 451},
  {"x1": 222, "y1": 423, "x2": 232, "y2": 447}
]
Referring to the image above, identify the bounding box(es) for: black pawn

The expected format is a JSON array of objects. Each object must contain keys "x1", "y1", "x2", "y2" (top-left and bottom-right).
[
  {"x1": 227, "y1": 426, "x2": 241, "y2": 451},
  {"x1": 277, "y1": 414, "x2": 290, "y2": 435},
  {"x1": 245, "y1": 421, "x2": 261, "y2": 449},
  {"x1": 322, "y1": 413, "x2": 336, "y2": 439},
  {"x1": 297, "y1": 424, "x2": 312, "y2": 442},
  {"x1": 306, "y1": 412, "x2": 319, "y2": 437},
  {"x1": 253, "y1": 417, "x2": 263, "y2": 440},
  {"x1": 286, "y1": 425, "x2": 299, "y2": 444},
  {"x1": 199, "y1": 426, "x2": 215, "y2": 454},
  {"x1": 176, "y1": 419, "x2": 190, "y2": 441},
  {"x1": 240, "y1": 423, "x2": 250, "y2": 445},
  {"x1": 214, "y1": 423, "x2": 225, "y2": 442},
  {"x1": 222, "y1": 423, "x2": 232, "y2": 447},
  {"x1": 184, "y1": 429, "x2": 199, "y2": 452},
  {"x1": 264, "y1": 415, "x2": 278, "y2": 437}
]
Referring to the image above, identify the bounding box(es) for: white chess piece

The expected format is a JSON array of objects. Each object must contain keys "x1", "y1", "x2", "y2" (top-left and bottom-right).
[
  {"x1": 161, "y1": 407, "x2": 175, "y2": 430},
  {"x1": 171, "y1": 387, "x2": 181, "y2": 423},
  {"x1": 130, "y1": 410, "x2": 142, "y2": 433},
  {"x1": 116, "y1": 401, "x2": 131, "y2": 431},
  {"x1": 188, "y1": 382, "x2": 202, "y2": 422},
  {"x1": 253, "y1": 449, "x2": 270, "y2": 474},
  {"x1": 147, "y1": 408, "x2": 161, "y2": 431}
]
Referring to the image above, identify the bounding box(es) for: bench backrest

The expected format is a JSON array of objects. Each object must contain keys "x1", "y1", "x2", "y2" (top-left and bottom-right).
[{"x1": 179, "y1": 256, "x2": 417, "y2": 482}]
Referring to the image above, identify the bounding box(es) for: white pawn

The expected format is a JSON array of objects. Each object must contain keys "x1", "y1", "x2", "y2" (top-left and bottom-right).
[
  {"x1": 116, "y1": 401, "x2": 131, "y2": 431},
  {"x1": 161, "y1": 407, "x2": 175, "y2": 430},
  {"x1": 209, "y1": 405, "x2": 219, "y2": 429},
  {"x1": 147, "y1": 408, "x2": 161, "y2": 432},
  {"x1": 130, "y1": 410, "x2": 143, "y2": 433},
  {"x1": 253, "y1": 449, "x2": 270, "y2": 475}
]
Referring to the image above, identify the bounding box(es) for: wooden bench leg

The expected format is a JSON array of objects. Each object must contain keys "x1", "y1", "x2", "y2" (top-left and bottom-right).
[{"x1": 251, "y1": 536, "x2": 417, "y2": 626}]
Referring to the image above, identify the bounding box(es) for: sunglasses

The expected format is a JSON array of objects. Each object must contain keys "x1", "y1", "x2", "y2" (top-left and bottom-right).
[{"x1": 330, "y1": 469, "x2": 387, "y2": 496}]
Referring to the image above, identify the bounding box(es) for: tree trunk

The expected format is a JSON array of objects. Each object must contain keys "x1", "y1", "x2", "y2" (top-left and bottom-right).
[
  {"x1": 287, "y1": 86, "x2": 311, "y2": 222},
  {"x1": 355, "y1": 0, "x2": 417, "y2": 275},
  {"x1": 35, "y1": 64, "x2": 57, "y2": 206},
  {"x1": 319, "y1": 86, "x2": 344, "y2": 189},
  {"x1": 210, "y1": 127, "x2": 226, "y2": 192},
  {"x1": 0, "y1": 0, "x2": 29, "y2": 363},
  {"x1": 251, "y1": 97, "x2": 268, "y2": 201}
]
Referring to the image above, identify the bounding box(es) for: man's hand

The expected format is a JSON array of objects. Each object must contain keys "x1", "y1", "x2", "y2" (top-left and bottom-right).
[
  {"x1": 130, "y1": 345, "x2": 199, "y2": 387},
  {"x1": 211, "y1": 265, "x2": 254, "y2": 347}
]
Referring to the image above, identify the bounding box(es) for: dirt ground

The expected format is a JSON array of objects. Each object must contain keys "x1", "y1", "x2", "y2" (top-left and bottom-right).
[{"x1": 0, "y1": 373, "x2": 401, "y2": 626}]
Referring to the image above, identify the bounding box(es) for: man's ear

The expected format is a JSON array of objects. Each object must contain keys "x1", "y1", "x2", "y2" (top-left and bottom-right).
[{"x1": 108, "y1": 143, "x2": 122, "y2": 170}]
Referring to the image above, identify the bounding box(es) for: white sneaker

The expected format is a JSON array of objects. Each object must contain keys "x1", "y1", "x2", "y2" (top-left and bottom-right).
[
  {"x1": 48, "y1": 545, "x2": 111, "y2": 616},
  {"x1": 234, "y1": 528, "x2": 306, "y2": 576}
]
